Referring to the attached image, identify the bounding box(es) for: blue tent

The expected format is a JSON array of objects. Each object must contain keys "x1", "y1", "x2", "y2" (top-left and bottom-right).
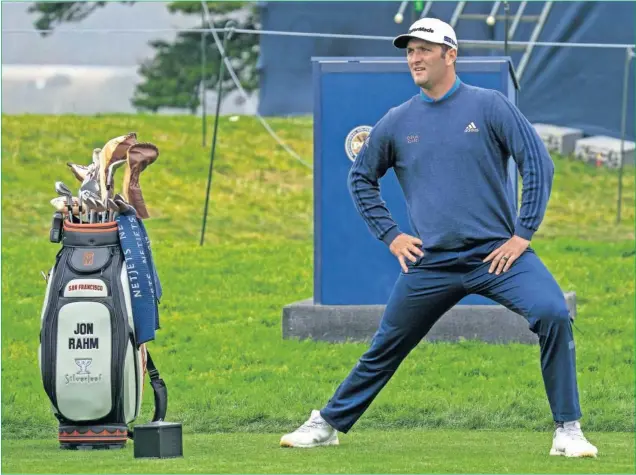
[{"x1": 257, "y1": 1, "x2": 634, "y2": 140}]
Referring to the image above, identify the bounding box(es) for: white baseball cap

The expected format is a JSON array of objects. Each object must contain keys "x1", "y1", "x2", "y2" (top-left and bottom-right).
[{"x1": 393, "y1": 18, "x2": 458, "y2": 51}]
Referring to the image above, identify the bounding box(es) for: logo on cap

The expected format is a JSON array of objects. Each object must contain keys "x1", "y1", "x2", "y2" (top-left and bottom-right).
[
  {"x1": 444, "y1": 36, "x2": 457, "y2": 47},
  {"x1": 409, "y1": 27, "x2": 434, "y2": 34}
]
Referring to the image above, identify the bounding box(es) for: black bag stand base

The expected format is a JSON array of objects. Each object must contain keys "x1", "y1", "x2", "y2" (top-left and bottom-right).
[
  {"x1": 59, "y1": 424, "x2": 128, "y2": 450},
  {"x1": 133, "y1": 422, "x2": 183, "y2": 459}
]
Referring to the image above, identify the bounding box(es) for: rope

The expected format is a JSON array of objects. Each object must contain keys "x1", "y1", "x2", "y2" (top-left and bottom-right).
[
  {"x1": 199, "y1": 4, "x2": 311, "y2": 169},
  {"x1": 4, "y1": 27, "x2": 635, "y2": 50}
]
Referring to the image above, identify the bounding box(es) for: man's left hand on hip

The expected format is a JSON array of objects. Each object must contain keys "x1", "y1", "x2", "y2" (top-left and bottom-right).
[{"x1": 483, "y1": 235, "x2": 531, "y2": 275}]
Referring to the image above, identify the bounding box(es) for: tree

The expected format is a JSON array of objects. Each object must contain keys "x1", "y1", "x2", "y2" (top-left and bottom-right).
[{"x1": 29, "y1": 2, "x2": 260, "y2": 113}]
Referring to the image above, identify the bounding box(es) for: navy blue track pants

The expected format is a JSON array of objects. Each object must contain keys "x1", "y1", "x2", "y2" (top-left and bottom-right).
[{"x1": 320, "y1": 239, "x2": 581, "y2": 433}]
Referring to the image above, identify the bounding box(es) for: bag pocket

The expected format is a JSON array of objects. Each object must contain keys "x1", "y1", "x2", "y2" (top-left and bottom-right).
[
  {"x1": 52, "y1": 301, "x2": 114, "y2": 422},
  {"x1": 67, "y1": 247, "x2": 114, "y2": 275}
]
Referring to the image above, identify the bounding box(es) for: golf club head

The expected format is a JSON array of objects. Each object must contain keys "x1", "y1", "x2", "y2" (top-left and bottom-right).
[
  {"x1": 99, "y1": 133, "x2": 138, "y2": 201},
  {"x1": 84, "y1": 190, "x2": 101, "y2": 211},
  {"x1": 51, "y1": 196, "x2": 79, "y2": 214},
  {"x1": 92, "y1": 148, "x2": 102, "y2": 167},
  {"x1": 55, "y1": 181, "x2": 72, "y2": 199},
  {"x1": 80, "y1": 177, "x2": 100, "y2": 196},
  {"x1": 79, "y1": 189, "x2": 92, "y2": 202},
  {"x1": 93, "y1": 198, "x2": 107, "y2": 214},
  {"x1": 84, "y1": 196, "x2": 98, "y2": 212},
  {"x1": 107, "y1": 159, "x2": 127, "y2": 191},
  {"x1": 82, "y1": 198, "x2": 95, "y2": 223},
  {"x1": 107, "y1": 135, "x2": 137, "y2": 170},
  {"x1": 85, "y1": 196, "x2": 104, "y2": 224},
  {"x1": 79, "y1": 188, "x2": 95, "y2": 223},
  {"x1": 67, "y1": 162, "x2": 92, "y2": 183},
  {"x1": 120, "y1": 142, "x2": 159, "y2": 219},
  {"x1": 83, "y1": 164, "x2": 99, "y2": 184},
  {"x1": 50, "y1": 196, "x2": 67, "y2": 212},
  {"x1": 113, "y1": 194, "x2": 134, "y2": 214},
  {"x1": 94, "y1": 198, "x2": 108, "y2": 223},
  {"x1": 90, "y1": 149, "x2": 102, "y2": 183},
  {"x1": 54, "y1": 181, "x2": 76, "y2": 220},
  {"x1": 106, "y1": 198, "x2": 119, "y2": 221}
]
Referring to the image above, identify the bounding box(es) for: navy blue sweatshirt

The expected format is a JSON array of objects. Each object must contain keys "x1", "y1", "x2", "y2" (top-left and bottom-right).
[{"x1": 348, "y1": 78, "x2": 554, "y2": 252}]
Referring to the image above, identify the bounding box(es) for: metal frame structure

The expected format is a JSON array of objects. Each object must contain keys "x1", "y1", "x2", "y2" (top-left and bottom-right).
[{"x1": 393, "y1": 1, "x2": 555, "y2": 80}]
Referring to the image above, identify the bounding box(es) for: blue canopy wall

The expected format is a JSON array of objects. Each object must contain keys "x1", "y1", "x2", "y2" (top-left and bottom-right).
[{"x1": 257, "y1": 1, "x2": 634, "y2": 140}]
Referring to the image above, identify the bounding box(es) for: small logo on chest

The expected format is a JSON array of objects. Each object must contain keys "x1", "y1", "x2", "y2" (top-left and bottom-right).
[
  {"x1": 406, "y1": 134, "x2": 419, "y2": 144},
  {"x1": 464, "y1": 122, "x2": 480, "y2": 133}
]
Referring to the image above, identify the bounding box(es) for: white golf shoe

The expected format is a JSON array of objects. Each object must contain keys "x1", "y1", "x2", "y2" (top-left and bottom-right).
[
  {"x1": 280, "y1": 410, "x2": 339, "y2": 448},
  {"x1": 550, "y1": 421, "x2": 598, "y2": 458}
]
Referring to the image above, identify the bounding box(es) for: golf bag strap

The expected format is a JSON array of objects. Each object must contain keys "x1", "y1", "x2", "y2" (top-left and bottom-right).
[
  {"x1": 146, "y1": 350, "x2": 168, "y2": 423},
  {"x1": 128, "y1": 349, "x2": 168, "y2": 440},
  {"x1": 117, "y1": 210, "x2": 160, "y2": 344}
]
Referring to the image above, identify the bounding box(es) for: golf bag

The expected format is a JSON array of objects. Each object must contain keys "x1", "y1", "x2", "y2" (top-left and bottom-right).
[{"x1": 39, "y1": 218, "x2": 167, "y2": 449}]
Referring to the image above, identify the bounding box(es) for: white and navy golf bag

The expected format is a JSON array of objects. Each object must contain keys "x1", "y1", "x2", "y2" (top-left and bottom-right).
[{"x1": 40, "y1": 215, "x2": 167, "y2": 449}]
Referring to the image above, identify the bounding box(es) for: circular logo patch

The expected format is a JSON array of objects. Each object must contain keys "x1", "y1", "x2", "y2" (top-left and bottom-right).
[{"x1": 345, "y1": 125, "x2": 372, "y2": 162}]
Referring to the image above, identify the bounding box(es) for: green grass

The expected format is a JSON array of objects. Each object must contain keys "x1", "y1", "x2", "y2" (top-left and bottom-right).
[
  {"x1": 2, "y1": 431, "x2": 634, "y2": 474},
  {"x1": 1, "y1": 114, "x2": 634, "y2": 473}
]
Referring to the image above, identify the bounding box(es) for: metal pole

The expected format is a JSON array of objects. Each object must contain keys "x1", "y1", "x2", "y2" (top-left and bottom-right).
[
  {"x1": 420, "y1": 1, "x2": 434, "y2": 19},
  {"x1": 517, "y1": 1, "x2": 553, "y2": 80},
  {"x1": 450, "y1": 1, "x2": 466, "y2": 28},
  {"x1": 200, "y1": 9, "x2": 207, "y2": 147},
  {"x1": 616, "y1": 46, "x2": 633, "y2": 224},
  {"x1": 504, "y1": 1, "x2": 509, "y2": 56},
  {"x1": 394, "y1": 1, "x2": 408, "y2": 24},
  {"x1": 488, "y1": 1, "x2": 502, "y2": 21},
  {"x1": 200, "y1": 24, "x2": 233, "y2": 246},
  {"x1": 508, "y1": 1, "x2": 526, "y2": 40},
  {"x1": 487, "y1": 3, "x2": 498, "y2": 53}
]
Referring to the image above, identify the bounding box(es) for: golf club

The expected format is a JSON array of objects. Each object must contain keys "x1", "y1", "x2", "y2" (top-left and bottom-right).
[
  {"x1": 66, "y1": 162, "x2": 93, "y2": 183},
  {"x1": 92, "y1": 198, "x2": 107, "y2": 223},
  {"x1": 79, "y1": 189, "x2": 93, "y2": 223},
  {"x1": 113, "y1": 194, "x2": 134, "y2": 215},
  {"x1": 106, "y1": 198, "x2": 119, "y2": 222},
  {"x1": 85, "y1": 193, "x2": 102, "y2": 223},
  {"x1": 106, "y1": 159, "x2": 127, "y2": 202},
  {"x1": 80, "y1": 178, "x2": 101, "y2": 223},
  {"x1": 54, "y1": 181, "x2": 74, "y2": 220}
]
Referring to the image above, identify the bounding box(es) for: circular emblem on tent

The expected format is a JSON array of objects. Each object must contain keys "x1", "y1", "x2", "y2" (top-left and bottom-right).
[{"x1": 345, "y1": 126, "x2": 372, "y2": 162}]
